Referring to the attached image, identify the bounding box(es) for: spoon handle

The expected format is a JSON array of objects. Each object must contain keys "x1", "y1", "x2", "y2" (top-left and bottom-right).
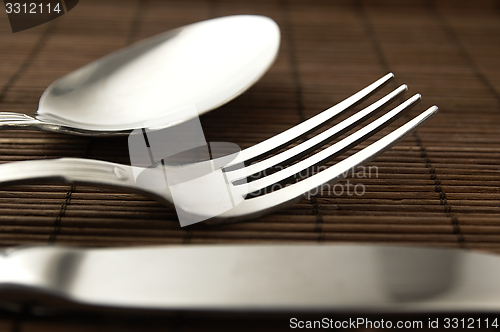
[
  {"x1": 0, "y1": 112, "x2": 43, "y2": 129},
  {"x1": 0, "y1": 112, "x2": 65, "y2": 134},
  {"x1": 0, "y1": 112, "x2": 133, "y2": 136},
  {"x1": 0, "y1": 158, "x2": 164, "y2": 201}
]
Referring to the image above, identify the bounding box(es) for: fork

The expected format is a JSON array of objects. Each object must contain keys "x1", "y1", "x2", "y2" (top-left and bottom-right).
[{"x1": 0, "y1": 73, "x2": 438, "y2": 224}]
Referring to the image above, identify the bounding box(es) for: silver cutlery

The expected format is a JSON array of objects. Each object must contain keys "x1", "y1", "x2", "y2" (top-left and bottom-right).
[
  {"x1": 0, "y1": 73, "x2": 437, "y2": 224},
  {"x1": 0, "y1": 243, "x2": 498, "y2": 312},
  {"x1": 0, "y1": 15, "x2": 280, "y2": 135}
]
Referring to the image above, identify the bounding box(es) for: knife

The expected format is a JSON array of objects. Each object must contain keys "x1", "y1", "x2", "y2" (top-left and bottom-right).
[{"x1": 0, "y1": 244, "x2": 499, "y2": 312}]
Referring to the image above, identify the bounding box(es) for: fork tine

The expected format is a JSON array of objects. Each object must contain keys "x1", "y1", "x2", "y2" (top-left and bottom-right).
[
  {"x1": 216, "y1": 106, "x2": 438, "y2": 220},
  {"x1": 242, "y1": 94, "x2": 422, "y2": 194},
  {"x1": 230, "y1": 73, "x2": 395, "y2": 166},
  {"x1": 227, "y1": 84, "x2": 408, "y2": 181}
]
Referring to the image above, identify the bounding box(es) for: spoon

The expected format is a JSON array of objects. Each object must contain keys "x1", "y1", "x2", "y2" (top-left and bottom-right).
[{"x1": 0, "y1": 15, "x2": 280, "y2": 136}]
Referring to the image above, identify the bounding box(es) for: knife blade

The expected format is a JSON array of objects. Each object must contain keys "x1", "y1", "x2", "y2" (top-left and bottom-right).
[{"x1": 0, "y1": 244, "x2": 499, "y2": 312}]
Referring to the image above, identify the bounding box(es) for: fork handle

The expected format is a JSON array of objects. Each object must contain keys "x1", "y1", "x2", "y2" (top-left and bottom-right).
[{"x1": 0, "y1": 158, "x2": 159, "y2": 199}]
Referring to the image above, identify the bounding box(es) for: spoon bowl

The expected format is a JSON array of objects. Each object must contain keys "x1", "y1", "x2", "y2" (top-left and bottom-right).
[{"x1": 0, "y1": 15, "x2": 280, "y2": 135}]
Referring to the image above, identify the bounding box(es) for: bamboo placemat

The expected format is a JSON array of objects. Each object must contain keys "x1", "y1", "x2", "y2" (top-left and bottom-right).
[{"x1": 0, "y1": 0, "x2": 499, "y2": 330}]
